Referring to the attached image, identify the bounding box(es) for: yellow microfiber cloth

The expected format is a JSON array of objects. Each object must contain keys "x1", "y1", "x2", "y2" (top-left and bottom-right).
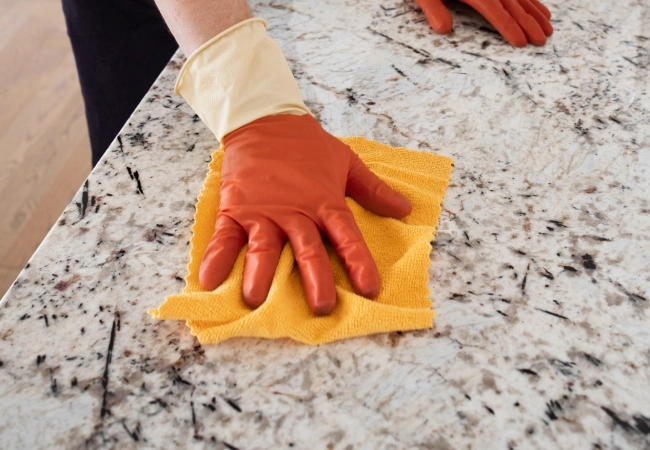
[{"x1": 148, "y1": 137, "x2": 453, "y2": 345}]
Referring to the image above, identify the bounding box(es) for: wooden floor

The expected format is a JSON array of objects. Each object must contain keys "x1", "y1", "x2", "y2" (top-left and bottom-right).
[{"x1": 0, "y1": 0, "x2": 91, "y2": 298}]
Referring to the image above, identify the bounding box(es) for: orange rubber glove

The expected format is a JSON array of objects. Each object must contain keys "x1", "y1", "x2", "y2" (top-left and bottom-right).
[
  {"x1": 416, "y1": 0, "x2": 553, "y2": 47},
  {"x1": 198, "y1": 114, "x2": 412, "y2": 315}
]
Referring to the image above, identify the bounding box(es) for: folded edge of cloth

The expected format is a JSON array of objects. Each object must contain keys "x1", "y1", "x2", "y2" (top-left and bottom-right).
[{"x1": 148, "y1": 137, "x2": 453, "y2": 345}]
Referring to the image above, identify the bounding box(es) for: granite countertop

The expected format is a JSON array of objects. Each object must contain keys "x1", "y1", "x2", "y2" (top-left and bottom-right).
[{"x1": 1, "y1": 0, "x2": 649, "y2": 448}]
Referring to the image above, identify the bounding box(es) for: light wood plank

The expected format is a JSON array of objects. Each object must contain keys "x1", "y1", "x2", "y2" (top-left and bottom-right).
[{"x1": 0, "y1": 0, "x2": 91, "y2": 298}]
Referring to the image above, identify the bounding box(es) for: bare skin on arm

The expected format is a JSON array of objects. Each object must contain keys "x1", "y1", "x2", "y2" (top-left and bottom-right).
[{"x1": 153, "y1": 0, "x2": 253, "y2": 55}]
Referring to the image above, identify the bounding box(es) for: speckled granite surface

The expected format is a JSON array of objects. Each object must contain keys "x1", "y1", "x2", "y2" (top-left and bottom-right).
[{"x1": 1, "y1": 0, "x2": 649, "y2": 448}]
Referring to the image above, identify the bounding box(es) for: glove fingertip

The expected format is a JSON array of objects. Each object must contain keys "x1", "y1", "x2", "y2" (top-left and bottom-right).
[
  {"x1": 312, "y1": 300, "x2": 336, "y2": 316},
  {"x1": 199, "y1": 261, "x2": 221, "y2": 291},
  {"x1": 428, "y1": 15, "x2": 453, "y2": 35},
  {"x1": 358, "y1": 281, "x2": 380, "y2": 300},
  {"x1": 416, "y1": 0, "x2": 453, "y2": 34},
  {"x1": 393, "y1": 194, "x2": 413, "y2": 219},
  {"x1": 504, "y1": 27, "x2": 527, "y2": 47},
  {"x1": 242, "y1": 286, "x2": 267, "y2": 309}
]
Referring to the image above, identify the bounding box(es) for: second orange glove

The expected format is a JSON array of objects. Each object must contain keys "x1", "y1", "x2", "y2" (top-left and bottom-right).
[{"x1": 416, "y1": 0, "x2": 553, "y2": 47}]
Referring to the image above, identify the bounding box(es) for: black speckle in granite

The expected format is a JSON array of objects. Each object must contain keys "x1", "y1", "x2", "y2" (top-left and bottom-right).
[
  {"x1": 450, "y1": 293, "x2": 469, "y2": 303},
  {"x1": 346, "y1": 88, "x2": 358, "y2": 105},
  {"x1": 545, "y1": 400, "x2": 562, "y2": 421},
  {"x1": 562, "y1": 266, "x2": 578, "y2": 272},
  {"x1": 151, "y1": 397, "x2": 168, "y2": 408},
  {"x1": 634, "y1": 416, "x2": 650, "y2": 435},
  {"x1": 551, "y1": 360, "x2": 576, "y2": 377},
  {"x1": 582, "y1": 254, "x2": 597, "y2": 270},
  {"x1": 433, "y1": 58, "x2": 460, "y2": 69},
  {"x1": 540, "y1": 268, "x2": 554, "y2": 280},
  {"x1": 186, "y1": 143, "x2": 195, "y2": 152},
  {"x1": 223, "y1": 441, "x2": 241, "y2": 450},
  {"x1": 484, "y1": 405, "x2": 495, "y2": 415},
  {"x1": 460, "y1": 50, "x2": 495, "y2": 62},
  {"x1": 127, "y1": 167, "x2": 134, "y2": 180},
  {"x1": 601, "y1": 407, "x2": 635, "y2": 433},
  {"x1": 172, "y1": 369, "x2": 192, "y2": 386},
  {"x1": 517, "y1": 368, "x2": 538, "y2": 376},
  {"x1": 622, "y1": 56, "x2": 639, "y2": 66},
  {"x1": 36, "y1": 354, "x2": 46, "y2": 366},
  {"x1": 75, "y1": 180, "x2": 90, "y2": 220},
  {"x1": 50, "y1": 369, "x2": 58, "y2": 396},
  {"x1": 610, "y1": 280, "x2": 647, "y2": 303},
  {"x1": 549, "y1": 220, "x2": 566, "y2": 228},
  {"x1": 367, "y1": 27, "x2": 431, "y2": 59},
  {"x1": 121, "y1": 420, "x2": 141, "y2": 442},
  {"x1": 521, "y1": 263, "x2": 530, "y2": 294},
  {"x1": 191, "y1": 401, "x2": 205, "y2": 440},
  {"x1": 225, "y1": 398, "x2": 242, "y2": 413},
  {"x1": 100, "y1": 314, "x2": 119, "y2": 418},
  {"x1": 584, "y1": 353, "x2": 602, "y2": 366},
  {"x1": 133, "y1": 170, "x2": 144, "y2": 195},
  {"x1": 129, "y1": 132, "x2": 147, "y2": 147}
]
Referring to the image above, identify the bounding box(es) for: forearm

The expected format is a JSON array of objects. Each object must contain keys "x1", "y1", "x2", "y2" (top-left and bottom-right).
[{"x1": 153, "y1": 0, "x2": 252, "y2": 55}]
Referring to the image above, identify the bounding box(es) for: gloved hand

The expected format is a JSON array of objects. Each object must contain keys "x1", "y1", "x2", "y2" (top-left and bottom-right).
[
  {"x1": 416, "y1": 0, "x2": 553, "y2": 47},
  {"x1": 175, "y1": 18, "x2": 412, "y2": 315},
  {"x1": 200, "y1": 114, "x2": 411, "y2": 315}
]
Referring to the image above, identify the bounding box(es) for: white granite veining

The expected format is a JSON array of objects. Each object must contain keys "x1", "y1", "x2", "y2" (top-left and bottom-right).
[{"x1": 1, "y1": 0, "x2": 649, "y2": 448}]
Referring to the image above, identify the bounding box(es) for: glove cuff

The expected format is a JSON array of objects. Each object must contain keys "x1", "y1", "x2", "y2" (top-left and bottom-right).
[{"x1": 175, "y1": 18, "x2": 310, "y2": 143}]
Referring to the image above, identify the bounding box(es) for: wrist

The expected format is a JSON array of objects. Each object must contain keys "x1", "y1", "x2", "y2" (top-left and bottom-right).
[{"x1": 175, "y1": 18, "x2": 310, "y2": 143}]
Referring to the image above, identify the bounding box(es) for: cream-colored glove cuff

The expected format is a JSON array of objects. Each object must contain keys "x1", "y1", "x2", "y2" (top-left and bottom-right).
[{"x1": 175, "y1": 18, "x2": 310, "y2": 143}]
